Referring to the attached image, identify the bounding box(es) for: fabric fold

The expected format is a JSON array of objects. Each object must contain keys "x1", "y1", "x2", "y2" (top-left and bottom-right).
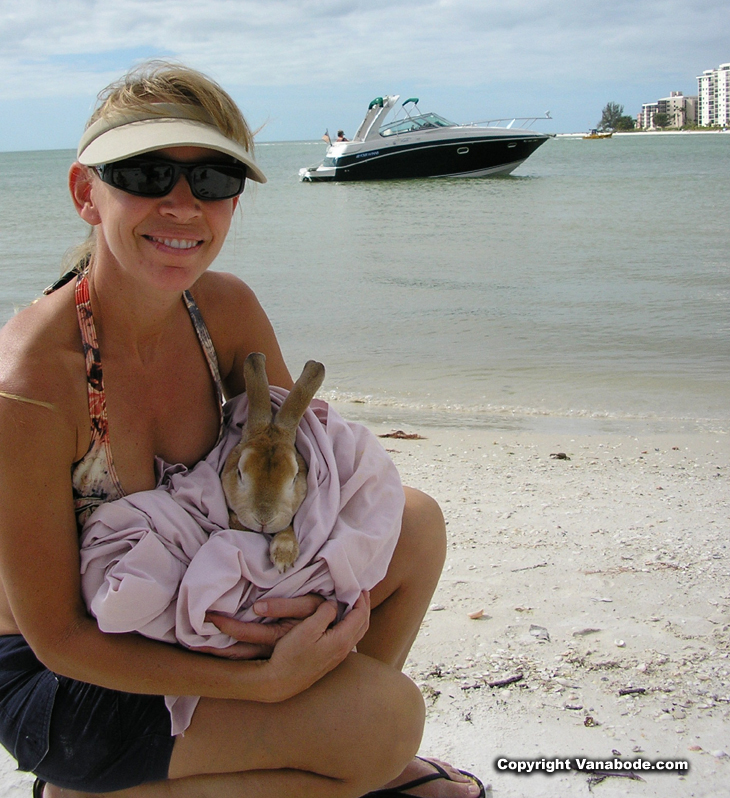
[{"x1": 79, "y1": 391, "x2": 404, "y2": 734}]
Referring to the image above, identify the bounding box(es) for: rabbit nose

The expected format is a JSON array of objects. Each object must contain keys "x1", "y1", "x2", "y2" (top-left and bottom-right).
[{"x1": 254, "y1": 511, "x2": 275, "y2": 532}]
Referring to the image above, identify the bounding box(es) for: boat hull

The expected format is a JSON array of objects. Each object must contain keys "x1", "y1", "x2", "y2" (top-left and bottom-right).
[{"x1": 301, "y1": 133, "x2": 549, "y2": 182}]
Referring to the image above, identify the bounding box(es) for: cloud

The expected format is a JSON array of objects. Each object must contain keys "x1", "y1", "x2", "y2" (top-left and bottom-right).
[
  {"x1": 0, "y1": 0, "x2": 727, "y2": 141},
  {"x1": 2, "y1": 0, "x2": 727, "y2": 99}
]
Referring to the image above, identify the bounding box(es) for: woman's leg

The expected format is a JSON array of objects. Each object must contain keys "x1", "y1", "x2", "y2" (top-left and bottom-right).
[
  {"x1": 44, "y1": 653, "x2": 425, "y2": 798},
  {"x1": 353, "y1": 488, "x2": 482, "y2": 796},
  {"x1": 46, "y1": 489, "x2": 481, "y2": 798},
  {"x1": 359, "y1": 487, "x2": 447, "y2": 668}
]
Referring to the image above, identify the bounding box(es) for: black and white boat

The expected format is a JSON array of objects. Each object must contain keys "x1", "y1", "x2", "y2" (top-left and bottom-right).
[{"x1": 299, "y1": 95, "x2": 551, "y2": 182}]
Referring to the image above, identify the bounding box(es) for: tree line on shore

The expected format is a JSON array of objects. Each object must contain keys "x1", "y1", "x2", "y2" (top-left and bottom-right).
[
  {"x1": 598, "y1": 102, "x2": 636, "y2": 131},
  {"x1": 596, "y1": 101, "x2": 714, "y2": 132}
]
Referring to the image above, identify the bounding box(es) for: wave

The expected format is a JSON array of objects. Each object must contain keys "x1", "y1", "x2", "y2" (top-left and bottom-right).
[{"x1": 320, "y1": 389, "x2": 729, "y2": 436}]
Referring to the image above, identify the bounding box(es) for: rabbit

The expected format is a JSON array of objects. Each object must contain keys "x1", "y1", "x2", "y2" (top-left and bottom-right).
[{"x1": 221, "y1": 352, "x2": 325, "y2": 573}]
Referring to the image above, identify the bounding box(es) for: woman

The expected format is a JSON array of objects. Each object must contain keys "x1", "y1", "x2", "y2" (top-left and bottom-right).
[{"x1": 0, "y1": 62, "x2": 484, "y2": 798}]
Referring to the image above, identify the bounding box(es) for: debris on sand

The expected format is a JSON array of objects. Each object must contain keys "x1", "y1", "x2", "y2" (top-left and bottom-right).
[
  {"x1": 488, "y1": 673, "x2": 524, "y2": 688},
  {"x1": 378, "y1": 430, "x2": 426, "y2": 440}
]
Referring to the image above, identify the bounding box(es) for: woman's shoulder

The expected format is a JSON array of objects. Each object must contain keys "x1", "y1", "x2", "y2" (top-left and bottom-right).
[
  {"x1": 188, "y1": 271, "x2": 292, "y2": 392},
  {"x1": 187, "y1": 271, "x2": 267, "y2": 347},
  {"x1": 0, "y1": 283, "x2": 86, "y2": 420},
  {"x1": 189, "y1": 270, "x2": 259, "y2": 312}
]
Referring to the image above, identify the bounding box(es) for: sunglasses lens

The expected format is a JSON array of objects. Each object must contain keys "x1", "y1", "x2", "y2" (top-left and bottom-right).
[
  {"x1": 101, "y1": 159, "x2": 246, "y2": 200},
  {"x1": 191, "y1": 164, "x2": 245, "y2": 199},
  {"x1": 110, "y1": 161, "x2": 175, "y2": 196}
]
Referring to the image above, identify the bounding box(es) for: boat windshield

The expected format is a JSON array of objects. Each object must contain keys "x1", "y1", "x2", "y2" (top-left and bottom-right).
[{"x1": 379, "y1": 112, "x2": 455, "y2": 137}]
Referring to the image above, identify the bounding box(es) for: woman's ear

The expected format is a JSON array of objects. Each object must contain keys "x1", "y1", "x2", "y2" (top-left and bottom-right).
[{"x1": 69, "y1": 162, "x2": 101, "y2": 225}]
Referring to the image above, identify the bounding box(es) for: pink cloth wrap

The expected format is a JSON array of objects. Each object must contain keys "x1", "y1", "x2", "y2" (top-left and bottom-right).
[{"x1": 79, "y1": 390, "x2": 404, "y2": 734}]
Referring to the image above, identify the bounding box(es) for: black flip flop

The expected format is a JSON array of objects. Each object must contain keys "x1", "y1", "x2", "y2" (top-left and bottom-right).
[{"x1": 364, "y1": 756, "x2": 487, "y2": 797}]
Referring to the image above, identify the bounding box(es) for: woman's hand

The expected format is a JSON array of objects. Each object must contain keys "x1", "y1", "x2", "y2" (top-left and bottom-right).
[
  {"x1": 263, "y1": 590, "x2": 371, "y2": 701},
  {"x1": 201, "y1": 591, "x2": 371, "y2": 700},
  {"x1": 199, "y1": 593, "x2": 328, "y2": 659}
]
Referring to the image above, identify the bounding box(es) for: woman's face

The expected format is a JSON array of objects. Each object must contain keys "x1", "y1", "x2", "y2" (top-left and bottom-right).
[{"x1": 77, "y1": 146, "x2": 240, "y2": 293}]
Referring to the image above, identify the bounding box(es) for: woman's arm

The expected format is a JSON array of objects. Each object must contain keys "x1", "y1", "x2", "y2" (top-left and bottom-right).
[{"x1": 0, "y1": 393, "x2": 366, "y2": 703}]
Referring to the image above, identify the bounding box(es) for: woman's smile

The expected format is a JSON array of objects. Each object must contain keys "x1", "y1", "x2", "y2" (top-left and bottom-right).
[
  {"x1": 148, "y1": 237, "x2": 201, "y2": 250},
  {"x1": 143, "y1": 235, "x2": 205, "y2": 252}
]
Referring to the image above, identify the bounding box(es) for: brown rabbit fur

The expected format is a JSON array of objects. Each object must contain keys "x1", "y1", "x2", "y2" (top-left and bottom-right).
[{"x1": 221, "y1": 352, "x2": 325, "y2": 572}]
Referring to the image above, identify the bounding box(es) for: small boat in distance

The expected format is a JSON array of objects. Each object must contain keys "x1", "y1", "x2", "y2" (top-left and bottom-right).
[
  {"x1": 583, "y1": 129, "x2": 613, "y2": 139},
  {"x1": 299, "y1": 95, "x2": 552, "y2": 182}
]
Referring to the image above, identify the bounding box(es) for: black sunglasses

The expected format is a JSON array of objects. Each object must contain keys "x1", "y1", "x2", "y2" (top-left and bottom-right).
[{"x1": 94, "y1": 156, "x2": 247, "y2": 201}]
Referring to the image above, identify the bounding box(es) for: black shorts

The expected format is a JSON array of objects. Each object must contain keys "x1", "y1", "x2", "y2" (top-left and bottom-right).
[{"x1": 0, "y1": 635, "x2": 176, "y2": 792}]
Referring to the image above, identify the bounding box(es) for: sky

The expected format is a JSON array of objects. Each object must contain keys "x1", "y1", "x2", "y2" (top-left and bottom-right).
[{"x1": 1, "y1": 0, "x2": 728, "y2": 151}]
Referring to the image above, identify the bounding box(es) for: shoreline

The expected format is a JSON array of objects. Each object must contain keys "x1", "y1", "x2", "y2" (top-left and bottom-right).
[
  {"x1": 328, "y1": 397, "x2": 730, "y2": 439},
  {"x1": 1, "y1": 422, "x2": 727, "y2": 796},
  {"x1": 557, "y1": 129, "x2": 730, "y2": 138}
]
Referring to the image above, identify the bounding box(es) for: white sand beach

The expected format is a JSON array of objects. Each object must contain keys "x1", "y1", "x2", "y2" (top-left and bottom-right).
[
  {"x1": 387, "y1": 423, "x2": 729, "y2": 798},
  {"x1": 1, "y1": 422, "x2": 727, "y2": 797}
]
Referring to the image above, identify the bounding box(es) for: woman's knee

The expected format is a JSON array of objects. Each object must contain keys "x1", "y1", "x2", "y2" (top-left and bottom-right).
[
  {"x1": 381, "y1": 667, "x2": 425, "y2": 752},
  {"x1": 401, "y1": 487, "x2": 447, "y2": 574},
  {"x1": 348, "y1": 664, "x2": 425, "y2": 788}
]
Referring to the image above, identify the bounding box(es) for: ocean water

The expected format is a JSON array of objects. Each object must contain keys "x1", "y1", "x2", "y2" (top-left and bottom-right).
[{"x1": 1, "y1": 134, "x2": 728, "y2": 434}]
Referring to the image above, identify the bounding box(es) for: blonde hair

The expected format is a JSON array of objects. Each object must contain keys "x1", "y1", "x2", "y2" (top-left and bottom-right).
[
  {"x1": 65, "y1": 60, "x2": 252, "y2": 275},
  {"x1": 87, "y1": 60, "x2": 254, "y2": 152}
]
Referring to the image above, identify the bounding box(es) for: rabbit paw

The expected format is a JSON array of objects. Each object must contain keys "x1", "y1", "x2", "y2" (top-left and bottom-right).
[{"x1": 270, "y1": 528, "x2": 299, "y2": 573}]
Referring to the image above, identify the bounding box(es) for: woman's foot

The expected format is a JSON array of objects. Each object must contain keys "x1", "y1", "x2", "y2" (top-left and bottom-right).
[{"x1": 368, "y1": 756, "x2": 485, "y2": 797}]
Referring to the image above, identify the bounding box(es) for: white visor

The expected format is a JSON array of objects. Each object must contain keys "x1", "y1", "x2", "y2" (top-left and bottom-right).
[{"x1": 77, "y1": 105, "x2": 266, "y2": 184}]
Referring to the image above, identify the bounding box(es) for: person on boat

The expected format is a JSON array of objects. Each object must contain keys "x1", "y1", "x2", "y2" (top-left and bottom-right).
[
  {"x1": 336, "y1": 129, "x2": 349, "y2": 141},
  {"x1": 0, "y1": 62, "x2": 484, "y2": 798}
]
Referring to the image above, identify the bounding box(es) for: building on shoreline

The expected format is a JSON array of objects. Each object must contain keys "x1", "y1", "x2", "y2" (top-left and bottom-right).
[
  {"x1": 697, "y1": 63, "x2": 730, "y2": 127},
  {"x1": 637, "y1": 91, "x2": 697, "y2": 129}
]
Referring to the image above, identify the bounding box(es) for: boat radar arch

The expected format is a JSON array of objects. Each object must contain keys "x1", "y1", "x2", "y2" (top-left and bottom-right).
[{"x1": 354, "y1": 95, "x2": 399, "y2": 141}]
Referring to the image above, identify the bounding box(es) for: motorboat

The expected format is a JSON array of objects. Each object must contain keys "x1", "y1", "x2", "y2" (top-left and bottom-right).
[
  {"x1": 299, "y1": 95, "x2": 552, "y2": 182},
  {"x1": 583, "y1": 129, "x2": 613, "y2": 139}
]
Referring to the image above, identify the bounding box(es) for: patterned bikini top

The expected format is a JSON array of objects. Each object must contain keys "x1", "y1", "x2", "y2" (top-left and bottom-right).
[{"x1": 71, "y1": 271, "x2": 225, "y2": 526}]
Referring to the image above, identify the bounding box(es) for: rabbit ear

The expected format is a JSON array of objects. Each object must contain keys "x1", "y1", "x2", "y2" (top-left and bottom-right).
[
  {"x1": 274, "y1": 360, "x2": 325, "y2": 435},
  {"x1": 243, "y1": 352, "x2": 273, "y2": 433}
]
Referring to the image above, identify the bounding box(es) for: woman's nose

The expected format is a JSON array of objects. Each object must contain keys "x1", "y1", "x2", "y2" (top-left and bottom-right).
[{"x1": 159, "y1": 174, "x2": 202, "y2": 219}]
